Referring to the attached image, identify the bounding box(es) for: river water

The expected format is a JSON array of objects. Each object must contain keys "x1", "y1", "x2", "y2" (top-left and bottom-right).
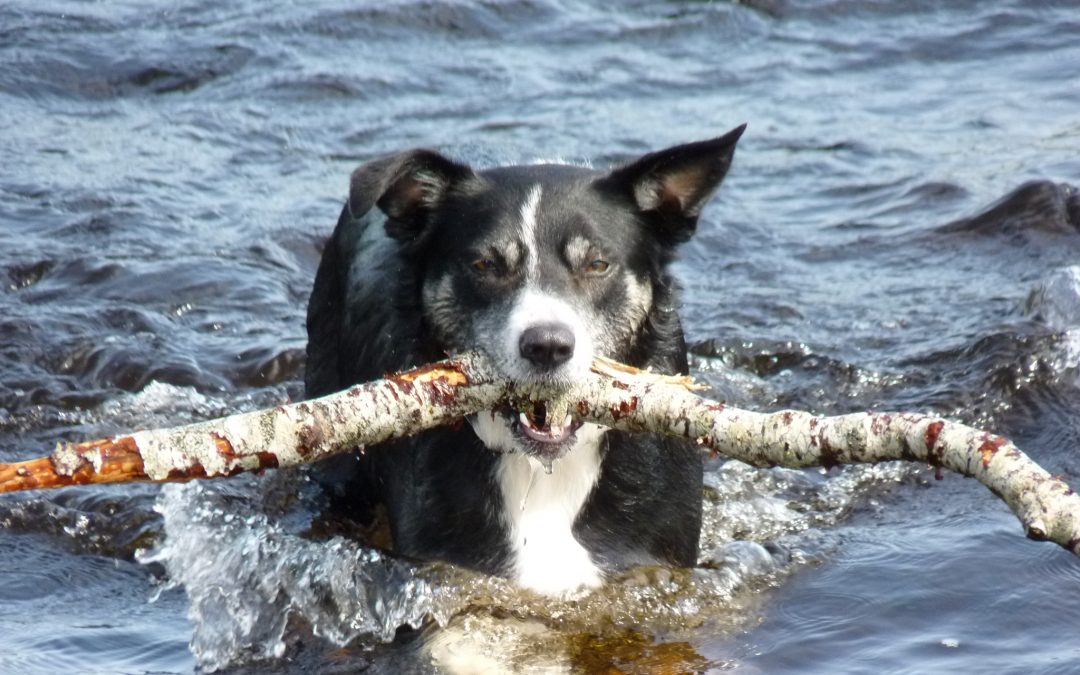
[{"x1": 2, "y1": 1, "x2": 1080, "y2": 672}]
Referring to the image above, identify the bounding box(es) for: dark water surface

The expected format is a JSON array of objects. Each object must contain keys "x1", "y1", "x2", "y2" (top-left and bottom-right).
[{"x1": 3, "y1": 0, "x2": 1080, "y2": 672}]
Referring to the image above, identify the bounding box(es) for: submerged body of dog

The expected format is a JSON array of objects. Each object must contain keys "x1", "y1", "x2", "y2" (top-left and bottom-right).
[{"x1": 305, "y1": 126, "x2": 744, "y2": 595}]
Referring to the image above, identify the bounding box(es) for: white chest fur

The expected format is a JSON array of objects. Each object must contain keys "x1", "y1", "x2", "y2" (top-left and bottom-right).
[{"x1": 493, "y1": 424, "x2": 606, "y2": 596}]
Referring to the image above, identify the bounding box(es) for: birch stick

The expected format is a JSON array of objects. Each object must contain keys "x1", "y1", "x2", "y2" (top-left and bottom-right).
[{"x1": 1, "y1": 352, "x2": 1078, "y2": 557}]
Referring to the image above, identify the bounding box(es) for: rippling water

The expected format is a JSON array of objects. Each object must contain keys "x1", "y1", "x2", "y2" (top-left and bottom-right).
[{"x1": 2, "y1": 1, "x2": 1080, "y2": 672}]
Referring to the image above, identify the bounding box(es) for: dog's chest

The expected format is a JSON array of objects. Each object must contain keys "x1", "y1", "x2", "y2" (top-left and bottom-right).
[{"x1": 492, "y1": 425, "x2": 605, "y2": 595}]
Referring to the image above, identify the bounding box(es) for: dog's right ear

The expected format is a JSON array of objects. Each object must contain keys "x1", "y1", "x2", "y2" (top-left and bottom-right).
[{"x1": 348, "y1": 149, "x2": 475, "y2": 243}]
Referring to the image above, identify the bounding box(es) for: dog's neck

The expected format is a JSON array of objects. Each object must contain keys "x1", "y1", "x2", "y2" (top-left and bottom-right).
[{"x1": 471, "y1": 413, "x2": 606, "y2": 594}]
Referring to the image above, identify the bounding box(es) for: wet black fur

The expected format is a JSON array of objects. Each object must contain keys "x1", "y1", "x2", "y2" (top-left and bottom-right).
[{"x1": 305, "y1": 127, "x2": 744, "y2": 579}]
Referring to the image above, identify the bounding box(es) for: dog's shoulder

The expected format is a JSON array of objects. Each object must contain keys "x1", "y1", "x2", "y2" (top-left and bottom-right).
[
  {"x1": 305, "y1": 204, "x2": 432, "y2": 397},
  {"x1": 576, "y1": 431, "x2": 703, "y2": 569}
]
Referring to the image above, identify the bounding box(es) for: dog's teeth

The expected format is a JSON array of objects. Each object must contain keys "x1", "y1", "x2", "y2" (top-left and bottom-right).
[
  {"x1": 561, "y1": 414, "x2": 572, "y2": 431},
  {"x1": 519, "y1": 412, "x2": 532, "y2": 430}
]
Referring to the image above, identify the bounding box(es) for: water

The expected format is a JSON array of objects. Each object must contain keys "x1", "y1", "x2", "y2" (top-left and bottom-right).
[{"x1": 2, "y1": 0, "x2": 1079, "y2": 672}]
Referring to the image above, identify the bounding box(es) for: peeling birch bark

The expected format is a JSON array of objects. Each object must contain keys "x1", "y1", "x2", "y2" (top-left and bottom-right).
[
  {"x1": 1, "y1": 352, "x2": 1078, "y2": 558},
  {"x1": 0, "y1": 356, "x2": 504, "y2": 490}
]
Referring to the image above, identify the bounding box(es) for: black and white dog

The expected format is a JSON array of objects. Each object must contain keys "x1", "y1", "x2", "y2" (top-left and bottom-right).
[{"x1": 305, "y1": 125, "x2": 744, "y2": 596}]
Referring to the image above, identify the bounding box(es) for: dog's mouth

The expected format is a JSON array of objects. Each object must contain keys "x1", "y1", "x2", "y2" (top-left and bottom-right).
[
  {"x1": 517, "y1": 400, "x2": 578, "y2": 444},
  {"x1": 484, "y1": 400, "x2": 584, "y2": 469}
]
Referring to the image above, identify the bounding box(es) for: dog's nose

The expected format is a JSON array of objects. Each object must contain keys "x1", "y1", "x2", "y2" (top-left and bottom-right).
[{"x1": 519, "y1": 324, "x2": 575, "y2": 370}]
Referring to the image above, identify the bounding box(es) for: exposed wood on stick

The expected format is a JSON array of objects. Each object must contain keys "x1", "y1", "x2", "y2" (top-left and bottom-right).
[{"x1": 2, "y1": 352, "x2": 1078, "y2": 557}]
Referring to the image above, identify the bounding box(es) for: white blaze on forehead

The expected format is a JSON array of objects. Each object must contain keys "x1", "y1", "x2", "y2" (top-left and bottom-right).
[{"x1": 519, "y1": 184, "x2": 543, "y2": 279}]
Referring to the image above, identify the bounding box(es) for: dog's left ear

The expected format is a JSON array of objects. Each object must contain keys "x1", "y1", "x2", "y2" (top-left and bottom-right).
[{"x1": 599, "y1": 124, "x2": 746, "y2": 243}]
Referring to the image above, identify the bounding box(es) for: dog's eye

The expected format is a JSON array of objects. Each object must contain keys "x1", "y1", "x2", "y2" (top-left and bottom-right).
[
  {"x1": 471, "y1": 258, "x2": 498, "y2": 274},
  {"x1": 584, "y1": 259, "x2": 610, "y2": 275}
]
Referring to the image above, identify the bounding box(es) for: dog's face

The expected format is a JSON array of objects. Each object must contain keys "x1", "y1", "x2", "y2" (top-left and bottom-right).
[
  {"x1": 421, "y1": 166, "x2": 655, "y2": 384},
  {"x1": 349, "y1": 126, "x2": 744, "y2": 463}
]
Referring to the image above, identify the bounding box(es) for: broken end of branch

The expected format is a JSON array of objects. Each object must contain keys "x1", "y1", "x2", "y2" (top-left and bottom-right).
[
  {"x1": 590, "y1": 355, "x2": 706, "y2": 391},
  {"x1": 1024, "y1": 519, "x2": 1048, "y2": 541}
]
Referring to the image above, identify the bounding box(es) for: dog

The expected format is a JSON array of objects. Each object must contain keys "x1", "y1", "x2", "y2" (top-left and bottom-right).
[{"x1": 305, "y1": 125, "x2": 745, "y2": 596}]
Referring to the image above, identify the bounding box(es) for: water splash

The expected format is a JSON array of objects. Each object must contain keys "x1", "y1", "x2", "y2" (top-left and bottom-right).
[
  {"x1": 1031, "y1": 265, "x2": 1080, "y2": 374},
  {"x1": 135, "y1": 453, "x2": 920, "y2": 671},
  {"x1": 699, "y1": 459, "x2": 921, "y2": 566},
  {"x1": 138, "y1": 479, "x2": 453, "y2": 671},
  {"x1": 1033, "y1": 266, "x2": 1080, "y2": 332}
]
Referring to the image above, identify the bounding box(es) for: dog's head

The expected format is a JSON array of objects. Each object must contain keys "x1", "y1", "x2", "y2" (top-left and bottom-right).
[{"x1": 348, "y1": 126, "x2": 744, "y2": 463}]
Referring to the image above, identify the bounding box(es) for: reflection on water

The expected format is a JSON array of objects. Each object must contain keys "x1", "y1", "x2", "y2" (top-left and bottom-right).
[{"x1": 2, "y1": 0, "x2": 1080, "y2": 672}]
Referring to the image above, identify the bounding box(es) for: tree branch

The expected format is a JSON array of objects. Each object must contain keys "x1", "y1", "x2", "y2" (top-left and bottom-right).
[{"x1": 2, "y1": 352, "x2": 1078, "y2": 557}]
